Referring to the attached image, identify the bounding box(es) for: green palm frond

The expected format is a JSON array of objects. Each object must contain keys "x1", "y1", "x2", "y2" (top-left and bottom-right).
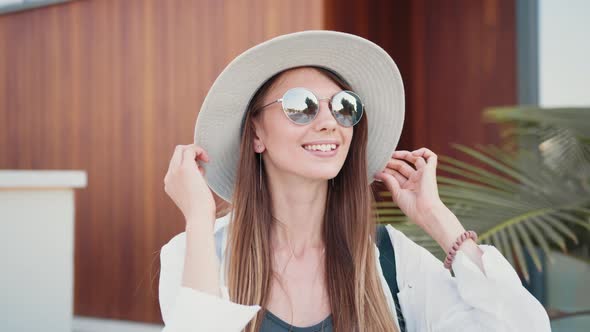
[
  {"x1": 486, "y1": 106, "x2": 590, "y2": 183},
  {"x1": 484, "y1": 106, "x2": 590, "y2": 141},
  {"x1": 373, "y1": 106, "x2": 590, "y2": 282}
]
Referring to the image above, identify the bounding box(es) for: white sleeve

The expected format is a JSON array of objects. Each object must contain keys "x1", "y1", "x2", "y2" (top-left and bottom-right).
[
  {"x1": 158, "y1": 223, "x2": 261, "y2": 332},
  {"x1": 385, "y1": 224, "x2": 551, "y2": 332}
]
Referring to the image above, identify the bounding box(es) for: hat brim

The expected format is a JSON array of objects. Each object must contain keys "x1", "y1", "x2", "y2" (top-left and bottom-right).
[{"x1": 195, "y1": 30, "x2": 405, "y2": 202}]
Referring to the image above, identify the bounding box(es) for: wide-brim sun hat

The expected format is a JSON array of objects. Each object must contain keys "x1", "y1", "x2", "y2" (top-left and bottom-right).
[{"x1": 195, "y1": 30, "x2": 405, "y2": 202}]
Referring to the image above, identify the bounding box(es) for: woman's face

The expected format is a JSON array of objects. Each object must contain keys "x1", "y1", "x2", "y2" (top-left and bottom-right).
[{"x1": 253, "y1": 67, "x2": 353, "y2": 182}]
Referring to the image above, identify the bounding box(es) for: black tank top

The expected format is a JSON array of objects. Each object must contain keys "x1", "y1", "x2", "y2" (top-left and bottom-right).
[{"x1": 260, "y1": 310, "x2": 333, "y2": 331}]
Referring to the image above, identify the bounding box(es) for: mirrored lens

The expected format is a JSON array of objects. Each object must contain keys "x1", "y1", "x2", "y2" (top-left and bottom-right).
[
  {"x1": 281, "y1": 88, "x2": 319, "y2": 124},
  {"x1": 330, "y1": 91, "x2": 363, "y2": 127}
]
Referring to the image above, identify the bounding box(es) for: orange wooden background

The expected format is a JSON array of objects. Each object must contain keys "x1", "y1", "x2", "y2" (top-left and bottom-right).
[
  {"x1": 327, "y1": 0, "x2": 516, "y2": 152},
  {"x1": 0, "y1": 0, "x2": 324, "y2": 323},
  {"x1": 0, "y1": 0, "x2": 515, "y2": 324}
]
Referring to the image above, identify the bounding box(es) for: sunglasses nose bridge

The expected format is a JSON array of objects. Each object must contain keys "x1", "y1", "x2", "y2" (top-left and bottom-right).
[{"x1": 312, "y1": 97, "x2": 339, "y2": 129}]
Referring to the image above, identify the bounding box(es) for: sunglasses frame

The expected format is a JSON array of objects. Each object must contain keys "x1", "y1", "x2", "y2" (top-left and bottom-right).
[{"x1": 258, "y1": 87, "x2": 365, "y2": 127}]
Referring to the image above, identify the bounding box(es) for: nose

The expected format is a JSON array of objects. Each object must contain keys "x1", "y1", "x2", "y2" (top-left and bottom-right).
[{"x1": 312, "y1": 99, "x2": 337, "y2": 132}]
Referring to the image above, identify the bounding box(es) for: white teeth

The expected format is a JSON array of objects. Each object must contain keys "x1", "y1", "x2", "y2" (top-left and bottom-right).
[{"x1": 303, "y1": 144, "x2": 337, "y2": 152}]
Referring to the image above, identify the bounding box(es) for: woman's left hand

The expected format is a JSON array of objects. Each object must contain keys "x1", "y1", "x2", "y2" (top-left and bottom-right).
[
  {"x1": 374, "y1": 147, "x2": 445, "y2": 229},
  {"x1": 374, "y1": 148, "x2": 484, "y2": 263}
]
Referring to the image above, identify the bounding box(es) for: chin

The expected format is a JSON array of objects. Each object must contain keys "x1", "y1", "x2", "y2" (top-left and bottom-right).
[{"x1": 302, "y1": 166, "x2": 343, "y2": 181}]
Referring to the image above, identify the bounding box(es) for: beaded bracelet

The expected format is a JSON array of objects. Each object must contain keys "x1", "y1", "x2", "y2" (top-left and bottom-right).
[{"x1": 443, "y1": 230, "x2": 478, "y2": 270}]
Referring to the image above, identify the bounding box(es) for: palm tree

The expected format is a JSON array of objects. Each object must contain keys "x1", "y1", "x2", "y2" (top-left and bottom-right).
[{"x1": 375, "y1": 106, "x2": 590, "y2": 282}]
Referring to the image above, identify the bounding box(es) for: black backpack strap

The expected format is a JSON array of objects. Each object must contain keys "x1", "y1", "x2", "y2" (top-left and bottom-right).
[{"x1": 376, "y1": 224, "x2": 407, "y2": 332}]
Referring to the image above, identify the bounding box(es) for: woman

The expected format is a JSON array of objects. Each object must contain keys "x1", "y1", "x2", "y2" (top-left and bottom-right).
[{"x1": 159, "y1": 31, "x2": 550, "y2": 331}]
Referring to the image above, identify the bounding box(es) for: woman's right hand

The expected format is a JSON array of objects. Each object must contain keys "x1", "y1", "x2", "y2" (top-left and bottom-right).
[{"x1": 164, "y1": 144, "x2": 216, "y2": 223}]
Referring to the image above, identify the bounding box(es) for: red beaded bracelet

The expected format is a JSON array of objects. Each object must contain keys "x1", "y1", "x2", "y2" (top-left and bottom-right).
[{"x1": 443, "y1": 230, "x2": 478, "y2": 270}]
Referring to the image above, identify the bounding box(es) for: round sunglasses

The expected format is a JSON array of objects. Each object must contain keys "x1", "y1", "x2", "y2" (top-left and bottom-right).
[{"x1": 257, "y1": 87, "x2": 364, "y2": 127}]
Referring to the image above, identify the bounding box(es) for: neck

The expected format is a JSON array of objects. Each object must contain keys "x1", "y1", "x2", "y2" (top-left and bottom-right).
[{"x1": 266, "y1": 172, "x2": 328, "y2": 256}]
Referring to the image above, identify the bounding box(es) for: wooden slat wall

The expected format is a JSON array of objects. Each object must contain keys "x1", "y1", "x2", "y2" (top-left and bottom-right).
[
  {"x1": 408, "y1": 0, "x2": 517, "y2": 154},
  {"x1": 0, "y1": 0, "x2": 516, "y2": 324},
  {"x1": 325, "y1": 0, "x2": 517, "y2": 158},
  {"x1": 0, "y1": 0, "x2": 323, "y2": 323}
]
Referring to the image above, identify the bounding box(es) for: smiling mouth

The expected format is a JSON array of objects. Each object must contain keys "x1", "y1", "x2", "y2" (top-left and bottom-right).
[{"x1": 301, "y1": 143, "x2": 339, "y2": 152}]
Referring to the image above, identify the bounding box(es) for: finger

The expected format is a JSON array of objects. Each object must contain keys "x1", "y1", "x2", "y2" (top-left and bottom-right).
[
  {"x1": 385, "y1": 159, "x2": 415, "y2": 178},
  {"x1": 412, "y1": 147, "x2": 437, "y2": 167},
  {"x1": 181, "y1": 144, "x2": 210, "y2": 166},
  {"x1": 412, "y1": 147, "x2": 435, "y2": 158},
  {"x1": 169, "y1": 144, "x2": 187, "y2": 171},
  {"x1": 181, "y1": 146, "x2": 208, "y2": 171},
  {"x1": 383, "y1": 167, "x2": 407, "y2": 185},
  {"x1": 375, "y1": 171, "x2": 401, "y2": 198},
  {"x1": 427, "y1": 153, "x2": 437, "y2": 168},
  {"x1": 197, "y1": 164, "x2": 206, "y2": 176},
  {"x1": 393, "y1": 150, "x2": 426, "y2": 169},
  {"x1": 392, "y1": 150, "x2": 411, "y2": 157}
]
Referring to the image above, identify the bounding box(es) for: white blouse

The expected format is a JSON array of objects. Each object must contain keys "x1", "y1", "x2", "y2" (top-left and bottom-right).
[{"x1": 158, "y1": 213, "x2": 551, "y2": 331}]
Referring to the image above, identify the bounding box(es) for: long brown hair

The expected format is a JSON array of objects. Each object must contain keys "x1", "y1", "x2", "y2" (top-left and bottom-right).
[{"x1": 227, "y1": 66, "x2": 399, "y2": 331}]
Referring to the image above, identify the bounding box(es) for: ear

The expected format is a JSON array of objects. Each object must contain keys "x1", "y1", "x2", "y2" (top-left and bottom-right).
[
  {"x1": 252, "y1": 119, "x2": 266, "y2": 153},
  {"x1": 253, "y1": 140, "x2": 265, "y2": 153}
]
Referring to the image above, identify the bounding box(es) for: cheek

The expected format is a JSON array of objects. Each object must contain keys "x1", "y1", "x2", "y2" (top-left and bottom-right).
[
  {"x1": 262, "y1": 116, "x2": 304, "y2": 154},
  {"x1": 264, "y1": 128, "x2": 307, "y2": 173},
  {"x1": 334, "y1": 128, "x2": 354, "y2": 163},
  {"x1": 343, "y1": 128, "x2": 354, "y2": 150}
]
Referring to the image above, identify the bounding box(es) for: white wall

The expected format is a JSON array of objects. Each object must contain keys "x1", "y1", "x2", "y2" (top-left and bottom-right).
[
  {"x1": 0, "y1": 171, "x2": 86, "y2": 332},
  {"x1": 539, "y1": 0, "x2": 590, "y2": 106}
]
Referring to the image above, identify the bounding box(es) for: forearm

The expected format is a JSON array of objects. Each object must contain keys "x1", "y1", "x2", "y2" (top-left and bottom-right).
[
  {"x1": 182, "y1": 215, "x2": 221, "y2": 297},
  {"x1": 421, "y1": 203, "x2": 485, "y2": 273}
]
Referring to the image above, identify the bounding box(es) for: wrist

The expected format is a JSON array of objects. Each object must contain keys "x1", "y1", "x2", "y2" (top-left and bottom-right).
[
  {"x1": 443, "y1": 230, "x2": 479, "y2": 269},
  {"x1": 421, "y1": 203, "x2": 466, "y2": 253},
  {"x1": 185, "y1": 212, "x2": 216, "y2": 233}
]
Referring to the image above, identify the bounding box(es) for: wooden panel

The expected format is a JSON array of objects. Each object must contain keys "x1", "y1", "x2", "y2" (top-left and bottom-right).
[
  {"x1": 325, "y1": 0, "x2": 517, "y2": 158},
  {"x1": 1, "y1": 0, "x2": 516, "y2": 324},
  {"x1": 411, "y1": 0, "x2": 517, "y2": 156},
  {"x1": 0, "y1": 0, "x2": 323, "y2": 323}
]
